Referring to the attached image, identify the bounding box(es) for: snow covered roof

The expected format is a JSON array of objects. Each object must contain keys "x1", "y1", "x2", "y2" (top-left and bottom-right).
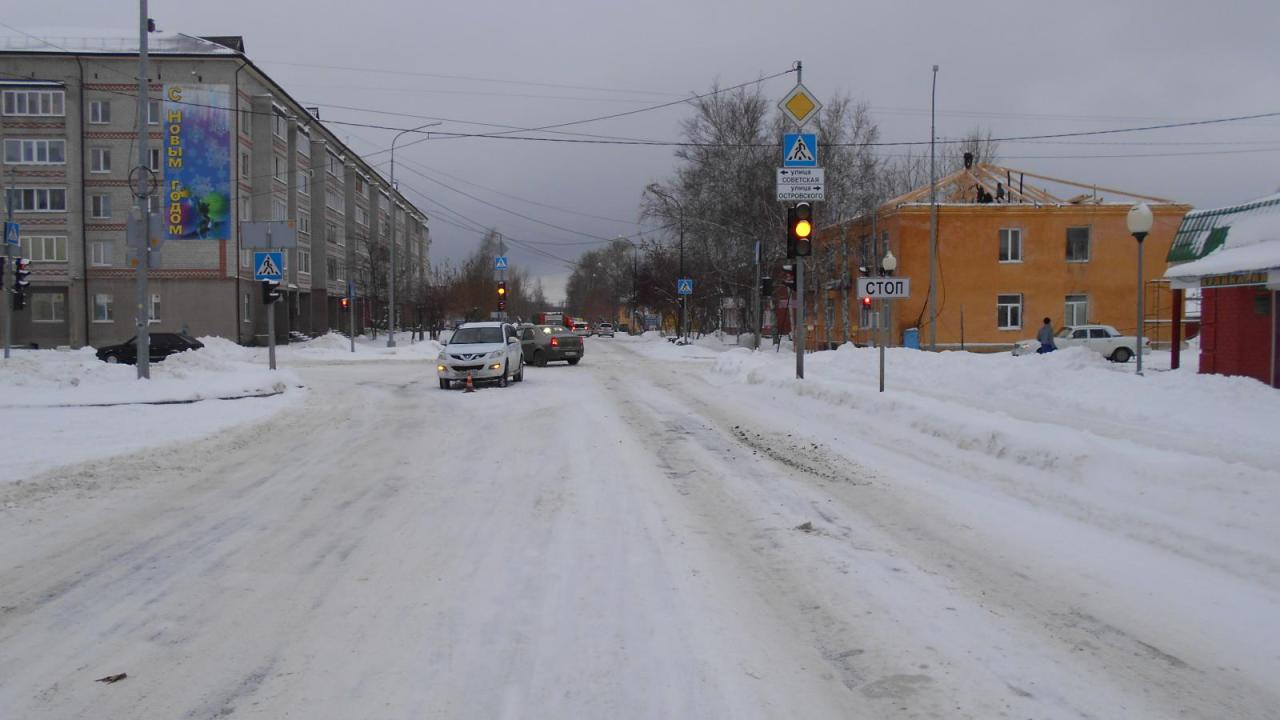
[
  {"x1": 1164, "y1": 193, "x2": 1280, "y2": 279},
  {"x1": 0, "y1": 29, "x2": 240, "y2": 56}
]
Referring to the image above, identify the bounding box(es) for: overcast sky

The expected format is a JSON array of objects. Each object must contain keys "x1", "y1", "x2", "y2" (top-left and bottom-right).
[{"x1": 8, "y1": 1, "x2": 1279, "y2": 301}]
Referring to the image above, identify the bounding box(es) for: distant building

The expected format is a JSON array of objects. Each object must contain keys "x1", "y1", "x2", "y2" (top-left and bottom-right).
[
  {"x1": 0, "y1": 31, "x2": 430, "y2": 348},
  {"x1": 809, "y1": 162, "x2": 1190, "y2": 351},
  {"x1": 1164, "y1": 193, "x2": 1279, "y2": 387}
]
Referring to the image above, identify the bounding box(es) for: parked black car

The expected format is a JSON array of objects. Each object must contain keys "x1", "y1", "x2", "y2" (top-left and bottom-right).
[{"x1": 96, "y1": 333, "x2": 204, "y2": 364}]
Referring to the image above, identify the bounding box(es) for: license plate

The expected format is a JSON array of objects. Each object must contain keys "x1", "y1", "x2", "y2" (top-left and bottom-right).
[{"x1": 564, "y1": 351, "x2": 578, "y2": 356}]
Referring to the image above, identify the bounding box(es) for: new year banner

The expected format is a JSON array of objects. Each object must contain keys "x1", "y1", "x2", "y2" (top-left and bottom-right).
[{"x1": 163, "y1": 83, "x2": 231, "y2": 240}]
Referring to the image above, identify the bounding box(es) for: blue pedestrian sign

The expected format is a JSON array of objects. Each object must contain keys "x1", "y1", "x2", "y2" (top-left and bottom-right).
[
  {"x1": 783, "y1": 133, "x2": 818, "y2": 168},
  {"x1": 3, "y1": 221, "x2": 18, "y2": 246},
  {"x1": 495, "y1": 256, "x2": 509, "y2": 270},
  {"x1": 254, "y1": 251, "x2": 284, "y2": 281},
  {"x1": 677, "y1": 278, "x2": 694, "y2": 296}
]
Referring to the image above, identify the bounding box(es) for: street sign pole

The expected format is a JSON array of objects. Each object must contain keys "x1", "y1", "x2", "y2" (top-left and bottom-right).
[
  {"x1": 795, "y1": 257, "x2": 804, "y2": 379},
  {"x1": 4, "y1": 208, "x2": 14, "y2": 361},
  {"x1": 266, "y1": 227, "x2": 276, "y2": 370},
  {"x1": 349, "y1": 280, "x2": 355, "y2": 354},
  {"x1": 134, "y1": 0, "x2": 151, "y2": 380}
]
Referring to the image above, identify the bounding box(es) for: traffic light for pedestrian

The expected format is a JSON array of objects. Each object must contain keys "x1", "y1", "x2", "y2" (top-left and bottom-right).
[
  {"x1": 781, "y1": 264, "x2": 796, "y2": 290},
  {"x1": 862, "y1": 295, "x2": 873, "y2": 308},
  {"x1": 340, "y1": 296, "x2": 350, "y2": 311},
  {"x1": 496, "y1": 281, "x2": 507, "y2": 311},
  {"x1": 261, "y1": 279, "x2": 282, "y2": 305},
  {"x1": 11, "y1": 257, "x2": 30, "y2": 311},
  {"x1": 788, "y1": 202, "x2": 813, "y2": 257}
]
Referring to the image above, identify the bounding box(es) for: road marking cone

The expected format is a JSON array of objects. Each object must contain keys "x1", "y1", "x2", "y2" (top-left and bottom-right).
[{"x1": 464, "y1": 372, "x2": 475, "y2": 393}]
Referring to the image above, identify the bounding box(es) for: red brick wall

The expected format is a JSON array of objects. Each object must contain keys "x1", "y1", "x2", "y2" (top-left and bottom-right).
[{"x1": 1199, "y1": 286, "x2": 1276, "y2": 385}]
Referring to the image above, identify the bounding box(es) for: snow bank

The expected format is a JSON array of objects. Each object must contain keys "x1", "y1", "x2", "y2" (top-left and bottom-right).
[{"x1": 278, "y1": 332, "x2": 442, "y2": 361}]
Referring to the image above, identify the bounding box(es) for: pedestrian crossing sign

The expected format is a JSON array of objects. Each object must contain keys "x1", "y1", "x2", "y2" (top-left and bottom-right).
[
  {"x1": 495, "y1": 256, "x2": 508, "y2": 270},
  {"x1": 254, "y1": 251, "x2": 283, "y2": 281},
  {"x1": 677, "y1": 278, "x2": 694, "y2": 296},
  {"x1": 783, "y1": 133, "x2": 818, "y2": 167}
]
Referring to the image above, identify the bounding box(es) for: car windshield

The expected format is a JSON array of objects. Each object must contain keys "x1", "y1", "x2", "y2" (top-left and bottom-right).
[{"x1": 449, "y1": 327, "x2": 503, "y2": 344}]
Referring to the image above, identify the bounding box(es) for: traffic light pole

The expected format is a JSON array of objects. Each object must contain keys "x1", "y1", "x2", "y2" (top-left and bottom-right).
[
  {"x1": 4, "y1": 187, "x2": 12, "y2": 360},
  {"x1": 266, "y1": 228, "x2": 277, "y2": 370},
  {"x1": 795, "y1": 257, "x2": 804, "y2": 379},
  {"x1": 133, "y1": 0, "x2": 152, "y2": 379}
]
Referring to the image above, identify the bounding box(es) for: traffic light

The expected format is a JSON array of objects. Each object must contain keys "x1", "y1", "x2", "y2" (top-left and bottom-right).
[
  {"x1": 496, "y1": 281, "x2": 507, "y2": 311},
  {"x1": 781, "y1": 264, "x2": 796, "y2": 290},
  {"x1": 340, "y1": 296, "x2": 350, "y2": 311},
  {"x1": 761, "y1": 276, "x2": 774, "y2": 296},
  {"x1": 862, "y1": 295, "x2": 873, "y2": 309},
  {"x1": 788, "y1": 202, "x2": 813, "y2": 257},
  {"x1": 11, "y1": 257, "x2": 30, "y2": 311},
  {"x1": 261, "y1": 279, "x2": 282, "y2": 305}
]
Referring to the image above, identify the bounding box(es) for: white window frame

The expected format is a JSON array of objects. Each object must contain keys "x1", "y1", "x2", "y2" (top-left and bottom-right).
[
  {"x1": 90, "y1": 99, "x2": 110, "y2": 124},
  {"x1": 298, "y1": 133, "x2": 310, "y2": 157},
  {"x1": 147, "y1": 99, "x2": 161, "y2": 125},
  {"x1": 91, "y1": 240, "x2": 113, "y2": 266},
  {"x1": 240, "y1": 152, "x2": 250, "y2": 179},
  {"x1": 21, "y1": 235, "x2": 67, "y2": 262},
  {"x1": 274, "y1": 155, "x2": 284, "y2": 181},
  {"x1": 997, "y1": 293, "x2": 1023, "y2": 331},
  {"x1": 32, "y1": 292, "x2": 66, "y2": 322},
  {"x1": 2, "y1": 89, "x2": 65, "y2": 117},
  {"x1": 243, "y1": 292, "x2": 251, "y2": 322},
  {"x1": 4, "y1": 138, "x2": 67, "y2": 165},
  {"x1": 298, "y1": 248, "x2": 311, "y2": 275},
  {"x1": 1066, "y1": 226, "x2": 1091, "y2": 263},
  {"x1": 298, "y1": 213, "x2": 310, "y2": 235},
  {"x1": 92, "y1": 293, "x2": 114, "y2": 323},
  {"x1": 272, "y1": 200, "x2": 287, "y2": 222},
  {"x1": 90, "y1": 193, "x2": 112, "y2": 219},
  {"x1": 149, "y1": 148, "x2": 162, "y2": 172},
  {"x1": 7, "y1": 187, "x2": 67, "y2": 212},
  {"x1": 91, "y1": 147, "x2": 112, "y2": 174},
  {"x1": 999, "y1": 227, "x2": 1022, "y2": 263},
  {"x1": 149, "y1": 293, "x2": 161, "y2": 324},
  {"x1": 1065, "y1": 294, "x2": 1089, "y2": 327},
  {"x1": 356, "y1": 205, "x2": 369, "y2": 227},
  {"x1": 299, "y1": 171, "x2": 310, "y2": 196}
]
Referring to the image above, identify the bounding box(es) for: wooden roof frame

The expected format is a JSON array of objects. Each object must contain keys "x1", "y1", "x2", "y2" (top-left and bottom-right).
[{"x1": 880, "y1": 163, "x2": 1174, "y2": 210}]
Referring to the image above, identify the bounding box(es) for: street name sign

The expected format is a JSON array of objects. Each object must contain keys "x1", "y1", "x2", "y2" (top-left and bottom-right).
[
  {"x1": 857, "y1": 277, "x2": 911, "y2": 299},
  {"x1": 782, "y1": 133, "x2": 818, "y2": 167},
  {"x1": 254, "y1": 251, "x2": 284, "y2": 281},
  {"x1": 776, "y1": 167, "x2": 825, "y2": 201},
  {"x1": 242, "y1": 220, "x2": 298, "y2": 249}
]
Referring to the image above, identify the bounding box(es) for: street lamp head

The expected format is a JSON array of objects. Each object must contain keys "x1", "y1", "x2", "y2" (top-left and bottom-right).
[
  {"x1": 1127, "y1": 203, "x2": 1154, "y2": 236},
  {"x1": 882, "y1": 250, "x2": 897, "y2": 273}
]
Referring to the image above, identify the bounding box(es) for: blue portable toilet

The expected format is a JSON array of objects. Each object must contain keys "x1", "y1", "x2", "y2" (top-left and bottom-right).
[{"x1": 903, "y1": 327, "x2": 920, "y2": 349}]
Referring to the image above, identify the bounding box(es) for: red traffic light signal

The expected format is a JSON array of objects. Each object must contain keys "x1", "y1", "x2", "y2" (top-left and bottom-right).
[
  {"x1": 340, "y1": 296, "x2": 350, "y2": 310},
  {"x1": 861, "y1": 296, "x2": 872, "y2": 307}
]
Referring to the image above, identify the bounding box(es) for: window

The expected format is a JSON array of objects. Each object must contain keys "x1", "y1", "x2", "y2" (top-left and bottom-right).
[
  {"x1": 274, "y1": 156, "x2": 284, "y2": 181},
  {"x1": 298, "y1": 213, "x2": 310, "y2": 235},
  {"x1": 240, "y1": 195, "x2": 251, "y2": 221},
  {"x1": 326, "y1": 221, "x2": 338, "y2": 244},
  {"x1": 326, "y1": 257, "x2": 338, "y2": 281},
  {"x1": 326, "y1": 190, "x2": 344, "y2": 213},
  {"x1": 999, "y1": 228, "x2": 1022, "y2": 263},
  {"x1": 2, "y1": 89, "x2": 65, "y2": 116},
  {"x1": 90, "y1": 100, "x2": 111, "y2": 124},
  {"x1": 298, "y1": 133, "x2": 310, "y2": 157},
  {"x1": 93, "y1": 293, "x2": 114, "y2": 322},
  {"x1": 240, "y1": 107, "x2": 250, "y2": 132},
  {"x1": 6, "y1": 187, "x2": 67, "y2": 212},
  {"x1": 149, "y1": 293, "x2": 160, "y2": 323},
  {"x1": 1066, "y1": 227, "x2": 1090, "y2": 262},
  {"x1": 149, "y1": 148, "x2": 162, "y2": 172},
  {"x1": 240, "y1": 152, "x2": 250, "y2": 178},
  {"x1": 21, "y1": 235, "x2": 67, "y2": 262},
  {"x1": 354, "y1": 175, "x2": 364, "y2": 193},
  {"x1": 4, "y1": 138, "x2": 66, "y2": 165},
  {"x1": 32, "y1": 292, "x2": 66, "y2": 322},
  {"x1": 328, "y1": 154, "x2": 339, "y2": 177},
  {"x1": 243, "y1": 292, "x2": 251, "y2": 322},
  {"x1": 273, "y1": 200, "x2": 287, "y2": 222},
  {"x1": 997, "y1": 294, "x2": 1023, "y2": 330},
  {"x1": 147, "y1": 99, "x2": 160, "y2": 125},
  {"x1": 91, "y1": 148, "x2": 111, "y2": 173},
  {"x1": 299, "y1": 171, "x2": 310, "y2": 196},
  {"x1": 1065, "y1": 294, "x2": 1088, "y2": 326},
  {"x1": 356, "y1": 205, "x2": 369, "y2": 226},
  {"x1": 91, "y1": 241, "x2": 113, "y2": 266},
  {"x1": 298, "y1": 248, "x2": 311, "y2": 275},
  {"x1": 273, "y1": 113, "x2": 286, "y2": 138},
  {"x1": 90, "y1": 194, "x2": 112, "y2": 219}
]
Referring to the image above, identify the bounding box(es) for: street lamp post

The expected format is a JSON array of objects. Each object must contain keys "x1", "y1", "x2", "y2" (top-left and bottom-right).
[
  {"x1": 647, "y1": 186, "x2": 685, "y2": 342},
  {"x1": 387, "y1": 121, "x2": 440, "y2": 347},
  {"x1": 1126, "y1": 203, "x2": 1154, "y2": 376},
  {"x1": 879, "y1": 250, "x2": 897, "y2": 392}
]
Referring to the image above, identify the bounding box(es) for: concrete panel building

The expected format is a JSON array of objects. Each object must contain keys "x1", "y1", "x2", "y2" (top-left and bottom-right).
[{"x1": 1, "y1": 31, "x2": 430, "y2": 348}]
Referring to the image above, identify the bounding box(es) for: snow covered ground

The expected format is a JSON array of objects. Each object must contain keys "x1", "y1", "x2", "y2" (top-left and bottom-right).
[{"x1": 0, "y1": 333, "x2": 1275, "y2": 718}]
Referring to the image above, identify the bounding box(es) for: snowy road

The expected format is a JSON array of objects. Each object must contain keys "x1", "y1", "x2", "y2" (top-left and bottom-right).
[{"x1": 1, "y1": 338, "x2": 1276, "y2": 718}]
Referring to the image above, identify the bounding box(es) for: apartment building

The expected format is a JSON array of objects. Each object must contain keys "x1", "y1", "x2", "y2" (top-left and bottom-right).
[{"x1": 0, "y1": 31, "x2": 429, "y2": 348}]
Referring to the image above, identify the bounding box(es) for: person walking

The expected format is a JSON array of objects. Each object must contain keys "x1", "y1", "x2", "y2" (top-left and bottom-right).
[{"x1": 1036, "y1": 317, "x2": 1056, "y2": 354}]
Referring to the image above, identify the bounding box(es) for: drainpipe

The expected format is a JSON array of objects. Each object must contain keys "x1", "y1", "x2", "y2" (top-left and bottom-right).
[{"x1": 76, "y1": 56, "x2": 90, "y2": 348}]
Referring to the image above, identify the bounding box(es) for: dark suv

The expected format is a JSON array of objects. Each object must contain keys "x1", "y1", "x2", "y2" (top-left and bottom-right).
[{"x1": 96, "y1": 333, "x2": 204, "y2": 364}]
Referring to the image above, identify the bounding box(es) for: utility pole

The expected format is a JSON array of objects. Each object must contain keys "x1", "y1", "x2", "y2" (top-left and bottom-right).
[
  {"x1": 133, "y1": 0, "x2": 152, "y2": 379},
  {"x1": 4, "y1": 171, "x2": 13, "y2": 360},
  {"x1": 794, "y1": 59, "x2": 805, "y2": 379},
  {"x1": 928, "y1": 64, "x2": 939, "y2": 352}
]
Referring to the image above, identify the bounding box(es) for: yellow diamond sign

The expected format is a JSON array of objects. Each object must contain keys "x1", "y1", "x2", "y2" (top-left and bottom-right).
[{"x1": 779, "y1": 83, "x2": 822, "y2": 127}]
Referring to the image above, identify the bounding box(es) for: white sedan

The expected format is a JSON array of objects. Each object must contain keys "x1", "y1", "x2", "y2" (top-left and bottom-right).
[
  {"x1": 436, "y1": 322, "x2": 525, "y2": 388},
  {"x1": 1012, "y1": 324, "x2": 1149, "y2": 363}
]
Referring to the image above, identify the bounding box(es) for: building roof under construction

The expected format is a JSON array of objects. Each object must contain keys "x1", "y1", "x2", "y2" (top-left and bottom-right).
[{"x1": 882, "y1": 162, "x2": 1175, "y2": 209}]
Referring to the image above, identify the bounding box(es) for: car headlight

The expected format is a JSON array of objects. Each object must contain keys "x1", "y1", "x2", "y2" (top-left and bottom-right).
[{"x1": 488, "y1": 349, "x2": 503, "y2": 358}]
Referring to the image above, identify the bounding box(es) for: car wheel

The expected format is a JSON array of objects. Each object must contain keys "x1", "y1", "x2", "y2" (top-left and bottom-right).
[
  {"x1": 499, "y1": 362, "x2": 509, "y2": 387},
  {"x1": 515, "y1": 360, "x2": 524, "y2": 382},
  {"x1": 534, "y1": 350, "x2": 547, "y2": 367},
  {"x1": 1110, "y1": 347, "x2": 1132, "y2": 363},
  {"x1": 439, "y1": 379, "x2": 450, "y2": 389},
  {"x1": 567, "y1": 358, "x2": 580, "y2": 366},
  {"x1": 103, "y1": 353, "x2": 120, "y2": 364}
]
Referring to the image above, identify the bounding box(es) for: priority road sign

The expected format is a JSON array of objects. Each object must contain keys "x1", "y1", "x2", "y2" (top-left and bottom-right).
[
  {"x1": 254, "y1": 251, "x2": 284, "y2": 281},
  {"x1": 3, "y1": 222, "x2": 18, "y2": 246},
  {"x1": 856, "y1": 277, "x2": 911, "y2": 299},
  {"x1": 495, "y1": 256, "x2": 509, "y2": 270},
  {"x1": 778, "y1": 83, "x2": 822, "y2": 127},
  {"x1": 677, "y1": 278, "x2": 693, "y2": 296},
  {"x1": 783, "y1": 133, "x2": 817, "y2": 167}
]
